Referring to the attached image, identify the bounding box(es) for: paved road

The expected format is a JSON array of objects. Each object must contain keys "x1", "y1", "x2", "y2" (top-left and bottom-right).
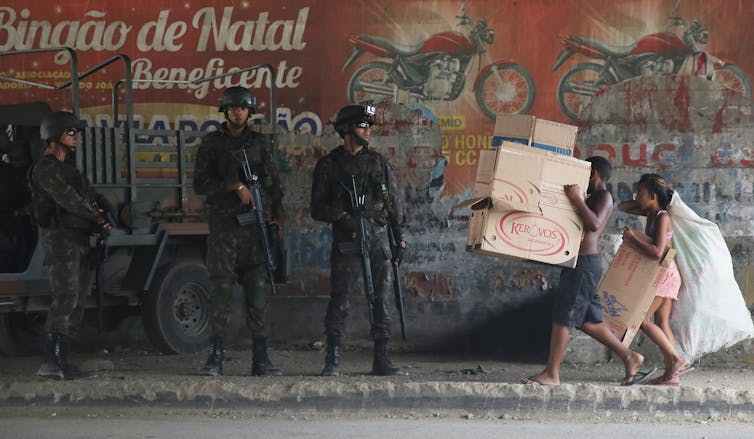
[{"x1": 3, "y1": 410, "x2": 754, "y2": 439}]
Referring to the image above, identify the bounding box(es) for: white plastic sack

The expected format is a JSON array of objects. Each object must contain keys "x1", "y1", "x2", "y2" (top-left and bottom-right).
[{"x1": 669, "y1": 193, "x2": 754, "y2": 362}]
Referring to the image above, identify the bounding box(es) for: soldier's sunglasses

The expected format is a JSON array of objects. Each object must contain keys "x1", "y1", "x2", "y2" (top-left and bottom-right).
[
  {"x1": 354, "y1": 121, "x2": 372, "y2": 129},
  {"x1": 64, "y1": 128, "x2": 80, "y2": 136}
]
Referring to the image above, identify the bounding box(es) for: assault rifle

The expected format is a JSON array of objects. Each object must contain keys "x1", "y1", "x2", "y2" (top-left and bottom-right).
[
  {"x1": 343, "y1": 175, "x2": 376, "y2": 325},
  {"x1": 232, "y1": 145, "x2": 278, "y2": 295},
  {"x1": 90, "y1": 200, "x2": 113, "y2": 334},
  {"x1": 388, "y1": 226, "x2": 407, "y2": 341}
]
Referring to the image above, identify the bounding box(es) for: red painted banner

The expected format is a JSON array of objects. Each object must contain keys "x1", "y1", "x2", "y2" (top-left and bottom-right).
[{"x1": 2, "y1": 0, "x2": 753, "y2": 197}]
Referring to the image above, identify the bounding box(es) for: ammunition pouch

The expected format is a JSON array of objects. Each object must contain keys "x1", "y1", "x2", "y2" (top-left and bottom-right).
[
  {"x1": 336, "y1": 241, "x2": 360, "y2": 256},
  {"x1": 236, "y1": 211, "x2": 259, "y2": 226}
]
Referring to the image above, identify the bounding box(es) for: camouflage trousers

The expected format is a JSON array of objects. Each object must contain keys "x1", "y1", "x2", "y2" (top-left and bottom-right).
[
  {"x1": 40, "y1": 228, "x2": 92, "y2": 336},
  {"x1": 325, "y1": 224, "x2": 392, "y2": 341},
  {"x1": 205, "y1": 215, "x2": 270, "y2": 338}
]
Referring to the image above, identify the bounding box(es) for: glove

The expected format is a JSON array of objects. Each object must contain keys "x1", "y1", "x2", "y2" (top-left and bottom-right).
[{"x1": 392, "y1": 242, "x2": 406, "y2": 265}]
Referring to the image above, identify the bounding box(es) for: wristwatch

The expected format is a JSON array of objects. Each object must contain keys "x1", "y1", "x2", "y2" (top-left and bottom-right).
[{"x1": 235, "y1": 183, "x2": 244, "y2": 192}]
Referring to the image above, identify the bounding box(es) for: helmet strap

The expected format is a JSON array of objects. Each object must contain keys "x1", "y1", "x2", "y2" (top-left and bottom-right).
[
  {"x1": 224, "y1": 110, "x2": 249, "y2": 131},
  {"x1": 58, "y1": 139, "x2": 77, "y2": 152},
  {"x1": 353, "y1": 130, "x2": 369, "y2": 147}
]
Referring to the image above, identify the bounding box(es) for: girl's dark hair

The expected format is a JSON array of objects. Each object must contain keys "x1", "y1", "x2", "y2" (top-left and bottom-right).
[{"x1": 638, "y1": 173, "x2": 674, "y2": 209}]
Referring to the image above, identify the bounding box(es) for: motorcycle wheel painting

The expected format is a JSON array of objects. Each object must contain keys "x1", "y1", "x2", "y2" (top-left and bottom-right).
[
  {"x1": 556, "y1": 62, "x2": 615, "y2": 121},
  {"x1": 474, "y1": 64, "x2": 535, "y2": 119},
  {"x1": 347, "y1": 61, "x2": 396, "y2": 106},
  {"x1": 348, "y1": 61, "x2": 535, "y2": 120},
  {"x1": 714, "y1": 64, "x2": 752, "y2": 100}
]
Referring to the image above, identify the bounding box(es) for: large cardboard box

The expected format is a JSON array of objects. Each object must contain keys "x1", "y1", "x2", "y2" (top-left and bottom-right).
[
  {"x1": 491, "y1": 114, "x2": 578, "y2": 156},
  {"x1": 459, "y1": 141, "x2": 592, "y2": 268},
  {"x1": 597, "y1": 235, "x2": 677, "y2": 346}
]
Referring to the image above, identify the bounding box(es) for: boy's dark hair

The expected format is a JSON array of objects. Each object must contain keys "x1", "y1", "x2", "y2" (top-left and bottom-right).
[
  {"x1": 586, "y1": 156, "x2": 612, "y2": 182},
  {"x1": 638, "y1": 173, "x2": 674, "y2": 209}
]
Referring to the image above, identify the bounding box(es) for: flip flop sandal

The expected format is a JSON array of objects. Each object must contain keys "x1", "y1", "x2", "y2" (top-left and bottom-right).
[
  {"x1": 621, "y1": 367, "x2": 657, "y2": 386},
  {"x1": 667, "y1": 366, "x2": 695, "y2": 381},
  {"x1": 521, "y1": 375, "x2": 546, "y2": 385}
]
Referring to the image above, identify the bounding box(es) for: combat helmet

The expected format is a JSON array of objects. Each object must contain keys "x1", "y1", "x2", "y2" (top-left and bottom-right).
[
  {"x1": 218, "y1": 86, "x2": 256, "y2": 113},
  {"x1": 39, "y1": 111, "x2": 85, "y2": 143},
  {"x1": 334, "y1": 104, "x2": 375, "y2": 135}
]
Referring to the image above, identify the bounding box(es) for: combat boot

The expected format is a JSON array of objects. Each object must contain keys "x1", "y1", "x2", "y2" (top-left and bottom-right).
[
  {"x1": 251, "y1": 336, "x2": 282, "y2": 376},
  {"x1": 37, "y1": 333, "x2": 65, "y2": 379},
  {"x1": 199, "y1": 336, "x2": 224, "y2": 376},
  {"x1": 38, "y1": 333, "x2": 96, "y2": 380},
  {"x1": 321, "y1": 335, "x2": 341, "y2": 376},
  {"x1": 372, "y1": 339, "x2": 407, "y2": 376}
]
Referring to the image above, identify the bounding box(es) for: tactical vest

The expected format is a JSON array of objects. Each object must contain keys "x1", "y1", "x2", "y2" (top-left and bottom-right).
[
  {"x1": 330, "y1": 148, "x2": 390, "y2": 219},
  {"x1": 27, "y1": 156, "x2": 94, "y2": 231},
  {"x1": 26, "y1": 160, "x2": 57, "y2": 228}
]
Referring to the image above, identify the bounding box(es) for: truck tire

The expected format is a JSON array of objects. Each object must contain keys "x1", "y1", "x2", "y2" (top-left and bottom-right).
[{"x1": 141, "y1": 261, "x2": 211, "y2": 354}]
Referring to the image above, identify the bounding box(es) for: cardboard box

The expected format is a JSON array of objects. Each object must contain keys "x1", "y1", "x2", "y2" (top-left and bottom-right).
[
  {"x1": 458, "y1": 141, "x2": 592, "y2": 268},
  {"x1": 532, "y1": 118, "x2": 578, "y2": 156},
  {"x1": 597, "y1": 235, "x2": 677, "y2": 346},
  {"x1": 491, "y1": 114, "x2": 578, "y2": 156}
]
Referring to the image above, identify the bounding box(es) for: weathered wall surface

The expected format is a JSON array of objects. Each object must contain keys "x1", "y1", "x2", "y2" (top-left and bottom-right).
[
  {"x1": 269, "y1": 102, "x2": 560, "y2": 354},
  {"x1": 580, "y1": 75, "x2": 754, "y2": 308},
  {"x1": 3, "y1": 1, "x2": 752, "y2": 357},
  {"x1": 269, "y1": 77, "x2": 754, "y2": 359}
]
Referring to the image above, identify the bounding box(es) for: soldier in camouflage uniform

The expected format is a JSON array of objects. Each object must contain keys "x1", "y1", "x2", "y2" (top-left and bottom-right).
[
  {"x1": 193, "y1": 86, "x2": 283, "y2": 376},
  {"x1": 311, "y1": 104, "x2": 407, "y2": 376},
  {"x1": 29, "y1": 111, "x2": 110, "y2": 380}
]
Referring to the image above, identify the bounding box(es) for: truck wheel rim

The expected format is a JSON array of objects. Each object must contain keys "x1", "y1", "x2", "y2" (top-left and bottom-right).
[{"x1": 172, "y1": 282, "x2": 208, "y2": 336}]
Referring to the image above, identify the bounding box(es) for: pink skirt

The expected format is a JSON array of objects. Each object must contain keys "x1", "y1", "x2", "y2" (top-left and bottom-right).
[{"x1": 656, "y1": 260, "x2": 682, "y2": 299}]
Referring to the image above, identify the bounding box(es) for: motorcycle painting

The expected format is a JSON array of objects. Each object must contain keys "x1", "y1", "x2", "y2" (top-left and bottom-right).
[
  {"x1": 552, "y1": 11, "x2": 752, "y2": 120},
  {"x1": 342, "y1": 0, "x2": 536, "y2": 121}
]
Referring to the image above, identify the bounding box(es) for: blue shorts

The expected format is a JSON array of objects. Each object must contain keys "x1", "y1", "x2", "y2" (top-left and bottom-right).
[{"x1": 552, "y1": 254, "x2": 604, "y2": 328}]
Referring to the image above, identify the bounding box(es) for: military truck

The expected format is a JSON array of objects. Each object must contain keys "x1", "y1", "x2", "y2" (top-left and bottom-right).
[{"x1": 0, "y1": 48, "x2": 279, "y2": 355}]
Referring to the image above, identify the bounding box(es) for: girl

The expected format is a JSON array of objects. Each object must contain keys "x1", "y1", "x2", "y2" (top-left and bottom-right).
[{"x1": 618, "y1": 174, "x2": 691, "y2": 386}]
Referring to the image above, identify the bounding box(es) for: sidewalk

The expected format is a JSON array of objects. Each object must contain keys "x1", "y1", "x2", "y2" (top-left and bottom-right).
[{"x1": 1, "y1": 346, "x2": 753, "y2": 419}]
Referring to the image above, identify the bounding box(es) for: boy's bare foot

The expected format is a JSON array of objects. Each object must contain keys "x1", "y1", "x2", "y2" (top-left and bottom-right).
[{"x1": 622, "y1": 351, "x2": 645, "y2": 383}]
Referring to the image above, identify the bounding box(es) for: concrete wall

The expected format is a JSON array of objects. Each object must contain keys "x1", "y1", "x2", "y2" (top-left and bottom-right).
[
  {"x1": 580, "y1": 74, "x2": 754, "y2": 308},
  {"x1": 265, "y1": 101, "x2": 559, "y2": 354},
  {"x1": 264, "y1": 76, "x2": 754, "y2": 361}
]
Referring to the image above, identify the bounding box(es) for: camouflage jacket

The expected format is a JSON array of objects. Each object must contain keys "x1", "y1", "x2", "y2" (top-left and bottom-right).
[
  {"x1": 193, "y1": 124, "x2": 283, "y2": 220},
  {"x1": 310, "y1": 145, "x2": 404, "y2": 240},
  {"x1": 29, "y1": 154, "x2": 102, "y2": 230}
]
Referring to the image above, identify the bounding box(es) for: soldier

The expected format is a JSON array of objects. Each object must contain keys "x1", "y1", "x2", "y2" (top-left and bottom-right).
[
  {"x1": 311, "y1": 104, "x2": 407, "y2": 376},
  {"x1": 193, "y1": 86, "x2": 284, "y2": 376},
  {"x1": 29, "y1": 111, "x2": 110, "y2": 380}
]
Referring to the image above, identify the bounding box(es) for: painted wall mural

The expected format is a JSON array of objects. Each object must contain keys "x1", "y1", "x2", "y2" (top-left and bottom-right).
[
  {"x1": 2, "y1": 0, "x2": 753, "y2": 346},
  {"x1": 343, "y1": 1, "x2": 536, "y2": 120}
]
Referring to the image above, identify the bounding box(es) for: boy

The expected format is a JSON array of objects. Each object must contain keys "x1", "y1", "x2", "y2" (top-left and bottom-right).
[{"x1": 523, "y1": 156, "x2": 654, "y2": 386}]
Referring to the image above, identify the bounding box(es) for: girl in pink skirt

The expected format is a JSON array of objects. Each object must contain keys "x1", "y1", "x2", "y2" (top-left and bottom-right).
[{"x1": 618, "y1": 174, "x2": 691, "y2": 386}]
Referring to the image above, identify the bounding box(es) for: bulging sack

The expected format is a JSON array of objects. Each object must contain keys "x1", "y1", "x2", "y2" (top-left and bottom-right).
[{"x1": 669, "y1": 193, "x2": 754, "y2": 362}]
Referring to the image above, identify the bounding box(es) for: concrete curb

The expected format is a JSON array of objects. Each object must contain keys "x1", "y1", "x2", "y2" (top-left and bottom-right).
[{"x1": 1, "y1": 378, "x2": 753, "y2": 418}]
